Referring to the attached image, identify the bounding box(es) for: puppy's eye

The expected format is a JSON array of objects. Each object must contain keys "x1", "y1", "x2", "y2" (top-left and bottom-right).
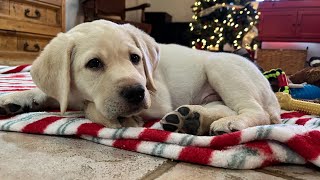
[
  {"x1": 130, "y1": 54, "x2": 141, "y2": 65},
  {"x1": 86, "y1": 58, "x2": 104, "y2": 70}
]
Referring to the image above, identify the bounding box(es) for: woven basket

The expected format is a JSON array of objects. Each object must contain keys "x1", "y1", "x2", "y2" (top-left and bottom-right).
[{"x1": 257, "y1": 49, "x2": 307, "y2": 75}]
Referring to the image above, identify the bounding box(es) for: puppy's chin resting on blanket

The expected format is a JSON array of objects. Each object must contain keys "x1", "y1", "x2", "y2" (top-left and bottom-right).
[
  {"x1": 84, "y1": 101, "x2": 144, "y2": 128},
  {"x1": 0, "y1": 20, "x2": 281, "y2": 136}
]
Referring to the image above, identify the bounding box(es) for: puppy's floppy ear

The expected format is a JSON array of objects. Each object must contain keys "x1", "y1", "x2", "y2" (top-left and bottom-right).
[
  {"x1": 121, "y1": 24, "x2": 160, "y2": 91},
  {"x1": 31, "y1": 33, "x2": 74, "y2": 114}
]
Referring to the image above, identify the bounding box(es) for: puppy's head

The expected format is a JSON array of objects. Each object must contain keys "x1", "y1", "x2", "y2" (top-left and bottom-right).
[{"x1": 31, "y1": 20, "x2": 159, "y2": 120}]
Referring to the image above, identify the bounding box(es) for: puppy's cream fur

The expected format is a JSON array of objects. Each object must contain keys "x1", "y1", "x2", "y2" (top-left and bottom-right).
[{"x1": 0, "y1": 20, "x2": 281, "y2": 134}]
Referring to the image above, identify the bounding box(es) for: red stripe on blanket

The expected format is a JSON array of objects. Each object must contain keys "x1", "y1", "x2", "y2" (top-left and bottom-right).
[
  {"x1": 246, "y1": 141, "x2": 278, "y2": 167},
  {"x1": 0, "y1": 82, "x2": 31, "y2": 84},
  {"x1": 113, "y1": 139, "x2": 141, "y2": 151},
  {"x1": 143, "y1": 119, "x2": 159, "y2": 128},
  {"x1": 3, "y1": 65, "x2": 30, "y2": 74},
  {"x1": 77, "y1": 123, "x2": 105, "y2": 136},
  {"x1": 287, "y1": 130, "x2": 320, "y2": 161},
  {"x1": 5, "y1": 75, "x2": 29, "y2": 79},
  {"x1": 139, "y1": 129, "x2": 171, "y2": 142},
  {"x1": 210, "y1": 131, "x2": 241, "y2": 149},
  {"x1": 281, "y1": 111, "x2": 307, "y2": 119},
  {"x1": 296, "y1": 118, "x2": 311, "y2": 125},
  {"x1": 22, "y1": 116, "x2": 62, "y2": 133},
  {"x1": 0, "y1": 86, "x2": 35, "y2": 88},
  {"x1": 0, "y1": 89, "x2": 33, "y2": 92},
  {"x1": 178, "y1": 146, "x2": 213, "y2": 165}
]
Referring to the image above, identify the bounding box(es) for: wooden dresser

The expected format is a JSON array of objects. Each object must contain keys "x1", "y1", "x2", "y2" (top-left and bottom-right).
[{"x1": 0, "y1": 0, "x2": 65, "y2": 65}]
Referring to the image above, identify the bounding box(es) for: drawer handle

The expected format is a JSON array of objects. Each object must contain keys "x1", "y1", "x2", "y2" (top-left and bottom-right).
[
  {"x1": 23, "y1": 42, "x2": 40, "y2": 52},
  {"x1": 24, "y1": 9, "x2": 41, "y2": 19}
]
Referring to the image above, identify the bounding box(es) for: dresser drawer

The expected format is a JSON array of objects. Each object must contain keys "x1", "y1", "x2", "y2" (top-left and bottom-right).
[
  {"x1": 0, "y1": 0, "x2": 64, "y2": 65},
  {"x1": 0, "y1": 30, "x2": 51, "y2": 52},
  {"x1": 0, "y1": 51, "x2": 39, "y2": 65},
  {"x1": 0, "y1": 0, "x2": 62, "y2": 36},
  {"x1": 0, "y1": 31, "x2": 17, "y2": 51},
  {"x1": 0, "y1": 30, "x2": 52, "y2": 65},
  {"x1": 0, "y1": 0, "x2": 10, "y2": 16},
  {"x1": 18, "y1": 36, "x2": 50, "y2": 53},
  {"x1": 9, "y1": 0, "x2": 61, "y2": 26},
  {"x1": 37, "y1": 0, "x2": 62, "y2": 6}
]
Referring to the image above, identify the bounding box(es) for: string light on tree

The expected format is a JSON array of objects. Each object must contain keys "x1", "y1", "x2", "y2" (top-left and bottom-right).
[{"x1": 190, "y1": 0, "x2": 260, "y2": 51}]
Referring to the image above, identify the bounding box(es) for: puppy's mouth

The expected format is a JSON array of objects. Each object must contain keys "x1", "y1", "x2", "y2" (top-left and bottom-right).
[
  {"x1": 117, "y1": 116, "x2": 127, "y2": 123},
  {"x1": 120, "y1": 102, "x2": 146, "y2": 116}
]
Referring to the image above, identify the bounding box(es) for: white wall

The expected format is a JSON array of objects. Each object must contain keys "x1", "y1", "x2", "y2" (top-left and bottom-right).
[
  {"x1": 126, "y1": 0, "x2": 140, "y2": 22},
  {"x1": 65, "y1": 0, "x2": 84, "y2": 31}
]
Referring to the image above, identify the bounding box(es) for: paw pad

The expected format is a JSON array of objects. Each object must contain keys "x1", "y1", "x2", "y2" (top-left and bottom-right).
[
  {"x1": 161, "y1": 106, "x2": 202, "y2": 135},
  {"x1": 0, "y1": 103, "x2": 30, "y2": 116},
  {"x1": 0, "y1": 107, "x2": 7, "y2": 115},
  {"x1": 177, "y1": 106, "x2": 190, "y2": 116},
  {"x1": 162, "y1": 124, "x2": 178, "y2": 132},
  {"x1": 8, "y1": 103, "x2": 21, "y2": 113},
  {"x1": 165, "y1": 114, "x2": 180, "y2": 124},
  {"x1": 183, "y1": 112, "x2": 200, "y2": 135}
]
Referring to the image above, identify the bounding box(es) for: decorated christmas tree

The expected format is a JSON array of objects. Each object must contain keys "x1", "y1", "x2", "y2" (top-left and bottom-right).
[{"x1": 190, "y1": 0, "x2": 260, "y2": 52}]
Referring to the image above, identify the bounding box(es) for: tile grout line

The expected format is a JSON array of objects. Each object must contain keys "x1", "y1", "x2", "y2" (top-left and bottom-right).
[
  {"x1": 255, "y1": 169, "x2": 303, "y2": 180},
  {"x1": 140, "y1": 160, "x2": 178, "y2": 180}
]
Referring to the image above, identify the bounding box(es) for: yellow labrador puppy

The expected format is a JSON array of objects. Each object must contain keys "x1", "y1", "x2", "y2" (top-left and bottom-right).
[{"x1": 0, "y1": 20, "x2": 281, "y2": 135}]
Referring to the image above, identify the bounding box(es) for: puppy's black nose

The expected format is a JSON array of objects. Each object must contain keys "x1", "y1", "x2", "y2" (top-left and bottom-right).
[{"x1": 120, "y1": 84, "x2": 145, "y2": 104}]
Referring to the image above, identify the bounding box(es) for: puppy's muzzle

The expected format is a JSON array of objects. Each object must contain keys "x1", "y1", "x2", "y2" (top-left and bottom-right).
[{"x1": 120, "y1": 84, "x2": 145, "y2": 104}]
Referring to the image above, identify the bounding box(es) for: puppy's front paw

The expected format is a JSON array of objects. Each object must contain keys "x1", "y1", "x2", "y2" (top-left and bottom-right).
[
  {"x1": 0, "y1": 94, "x2": 38, "y2": 116},
  {"x1": 160, "y1": 106, "x2": 203, "y2": 135},
  {"x1": 0, "y1": 103, "x2": 25, "y2": 116},
  {"x1": 210, "y1": 116, "x2": 248, "y2": 135}
]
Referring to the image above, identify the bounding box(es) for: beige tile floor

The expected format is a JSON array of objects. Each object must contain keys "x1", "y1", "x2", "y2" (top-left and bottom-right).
[{"x1": 0, "y1": 132, "x2": 319, "y2": 180}]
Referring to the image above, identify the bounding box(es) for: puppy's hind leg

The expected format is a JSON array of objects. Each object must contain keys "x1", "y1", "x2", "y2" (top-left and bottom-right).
[
  {"x1": 204, "y1": 56, "x2": 277, "y2": 135},
  {"x1": 161, "y1": 101, "x2": 237, "y2": 135},
  {"x1": 0, "y1": 88, "x2": 59, "y2": 116}
]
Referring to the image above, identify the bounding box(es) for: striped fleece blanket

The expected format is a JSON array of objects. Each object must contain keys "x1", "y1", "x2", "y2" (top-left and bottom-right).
[{"x1": 0, "y1": 65, "x2": 319, "y2": 169}]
